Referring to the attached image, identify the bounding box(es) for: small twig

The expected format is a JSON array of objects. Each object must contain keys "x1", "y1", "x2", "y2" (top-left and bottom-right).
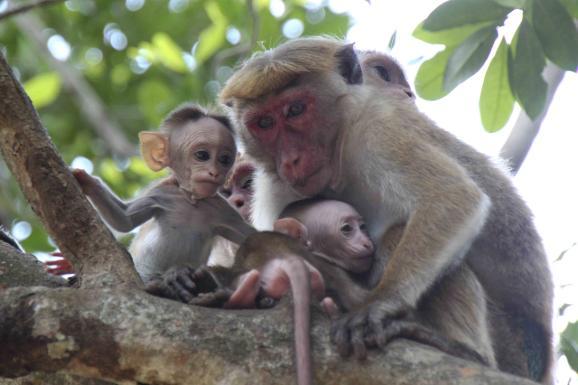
[
  {"x1": 0, "y1": 0, "x2": 65, "y2": 21},
  {"x1": 211, "y1": 0, "x2": 260, "y2": 76}
]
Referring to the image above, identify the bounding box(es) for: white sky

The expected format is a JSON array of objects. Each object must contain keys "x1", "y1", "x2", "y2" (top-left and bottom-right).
[{"x1": 342, "y1": 0, "x2": 578, "y2": 382}]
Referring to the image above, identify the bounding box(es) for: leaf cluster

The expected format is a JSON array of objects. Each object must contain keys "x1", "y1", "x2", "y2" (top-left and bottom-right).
[{"x1": 414, "y1": 0, "x2": 578, "y2": 132}]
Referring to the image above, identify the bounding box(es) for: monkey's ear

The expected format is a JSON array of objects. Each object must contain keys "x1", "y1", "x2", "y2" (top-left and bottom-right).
[
  {"x1": 274, "y1": 218, "x2": 309, "y2": 245},
  {"x1": 336, "y1": 43, "x2": 363, "y2": 85},
  {"x1": 139, "y1": 131, "x2": 170, "y2": 171}
]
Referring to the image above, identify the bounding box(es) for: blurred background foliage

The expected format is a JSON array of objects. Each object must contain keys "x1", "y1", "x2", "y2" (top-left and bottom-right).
[{"x1": 0, "y1": 0, "x2": 349, "y2": 252}]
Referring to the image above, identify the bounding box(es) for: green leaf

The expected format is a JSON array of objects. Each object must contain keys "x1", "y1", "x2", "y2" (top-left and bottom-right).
[
  {"x1": 480, "y1": 39, "x2": 515, "y2": 132},
  {"x1": 491, "y1": 0, "x2": 528, "y2": 8},
  {"x1": 444, "y1": 26, "x2": 497, "y2": 92},
  {"x1": 413, "y1": 21, "x2": 494, "y2": 46},
  {"x1": 422, "y1": 0, "x2": 510, "y2": 31},
  {"x1": 508, "y1": 19, "x2": 547, "y2": 119},
  {"x1": 561, "y1": 322, "x2": 578, "y2": 372},
  {"x1": 137, "y1": 80, "x2": 175, "y2": 125},
  {"x1": 152, "y1": 33, "x2": 187, "y2": 73},
  {"x1": 195, "y1": 2, "x2": 227, "y2": 64},
  {"x1": 415, "y1": 47, "x2": 455, "y2": 100},
  {"x1": 388, "y1": 31, "x2": 397, "y2": 50},
  {"x1": 560, "y1": 0, "x2": 578, "y2": 18},
  {"x1": 531, "y1": 0, "x2": 578, "y2": 71},
  {"x1": 23, "y1": 72, "x2": 62, "y2": 109}
]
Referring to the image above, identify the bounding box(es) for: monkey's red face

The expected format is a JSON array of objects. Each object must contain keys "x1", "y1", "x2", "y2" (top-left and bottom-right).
[{"x1": 243, "y1": 83, "x2": 341, "y2": 196}]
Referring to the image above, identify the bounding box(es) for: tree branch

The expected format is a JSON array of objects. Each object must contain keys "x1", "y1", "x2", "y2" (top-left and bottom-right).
[
  {"x1": 499, "y1": 62, "x2": 566, "y2": 174},
  {"x1": 0, "y1": 50, "x2": 142, "y2": 289},
  {"x1": 0, "y1": 286, "x2": 538, "y2": 385},
  {"x1": 13, "y1": 13, "x2": 137, "y2": 158},
  {"x1": 0, "y1": 0, "x2": 64, "y2": 21}
]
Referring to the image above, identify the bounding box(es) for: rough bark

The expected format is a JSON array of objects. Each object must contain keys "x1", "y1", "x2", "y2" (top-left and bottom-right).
[
  {"x1": 0, "y1": 242, "x2": 66, "y2": 288},
  {"x1": 0, "y1": 51, "x2": 141, "y2": 290},
  {"x1": 0, "y1": 286, "x2": 539, "y2": 385}
]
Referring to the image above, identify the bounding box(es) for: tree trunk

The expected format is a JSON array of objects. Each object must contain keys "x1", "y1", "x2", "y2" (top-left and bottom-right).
[{"x1": 0, "y1": 51, "x2": 141, "y2": 290}]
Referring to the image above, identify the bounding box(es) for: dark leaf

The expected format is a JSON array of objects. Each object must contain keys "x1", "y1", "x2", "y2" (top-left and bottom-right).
[
  {"x1": 508, "y1": 19, "x2": 547, "y2": 119},
  {"x1": 560, "y1": 322, "x2": 578, "y2": 372},
  {"x1": 444, "y1": 26, "x2": 497, "y2": 92},
  {"x1": 531, "y1": 0, "x2": 578, "y2": 71},
  {"x1": 422, "y1": 0, "x2": 510, "y2": 31}
]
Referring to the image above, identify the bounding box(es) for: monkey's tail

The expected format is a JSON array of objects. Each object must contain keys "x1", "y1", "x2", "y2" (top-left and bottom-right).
[{"x1": 287, "y1": 255, "x2": 313, "y2": 385}]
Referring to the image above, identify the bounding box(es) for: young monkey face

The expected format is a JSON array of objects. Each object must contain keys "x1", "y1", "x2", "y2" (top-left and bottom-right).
[
  {"x1": 303, "y1": 200, "x2": 374, "y2": 274},
  {"x1": 332, "y1": 210, "x2": 374, "y2": 274},
  {"x1": 219, "y1": 159, "x2": 255, "y2": 221},
  {"x1": 169, "y1": 117, "x2": 236, "y2": 199}
]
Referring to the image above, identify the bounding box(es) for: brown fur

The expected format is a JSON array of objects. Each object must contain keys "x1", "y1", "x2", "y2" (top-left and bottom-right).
[{"x1": 220, "y1": 38, "x2": 553, "y2": 383}]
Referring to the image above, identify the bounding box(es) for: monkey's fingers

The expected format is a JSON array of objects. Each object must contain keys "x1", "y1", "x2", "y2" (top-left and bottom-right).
[
  {"x1": 320, "y1": 297, "x2": 340, "y2": 319},
  {"x1": 350, "y1": 318, "x2": 368, "y2": 360},
  {"x1": 168, "y1": 279, "x2": 196, "y2": 303},
  {"x1": 45, "y1": 258, "x2": 74, "y2": 275},
  {"x1": 191, "y1": 268, "x2": 219, "y2": 293},
  {"x1": 189, "y1": 290, "x2": 232, "y2": 308},
  {"x1": 330, "y1": 318, "x2": 353, "y2": 358}
]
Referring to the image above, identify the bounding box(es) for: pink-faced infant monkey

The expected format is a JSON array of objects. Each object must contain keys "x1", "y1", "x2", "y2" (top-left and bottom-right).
[
  {"x1": 278, "y1": 199, "x2": 495, "y2": 367},
  {"x1": 73, "y1": 103, "x2": 256, "y2": 294},
  {"x1": 207, "y1": 153, "x2": 257, "y2": 268}
]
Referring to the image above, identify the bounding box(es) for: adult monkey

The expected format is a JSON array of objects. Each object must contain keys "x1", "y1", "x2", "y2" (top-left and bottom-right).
[{"x1": 220, "y1": 37, "x2": 553, "y2": 383}]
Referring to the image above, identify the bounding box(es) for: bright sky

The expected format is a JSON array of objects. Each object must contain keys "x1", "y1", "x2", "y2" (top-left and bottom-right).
[{"x1": 342, "y1": 0, "x2": 578, "y2": 382}]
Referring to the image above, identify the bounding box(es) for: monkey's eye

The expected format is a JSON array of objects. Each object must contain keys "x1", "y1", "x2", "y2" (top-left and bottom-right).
[
  {"x1": 194, "y1": 150, "x2": 210, "y2": 162},
  {"x1": 286, "y1": 101, "x2": 306, "y2": 118},
  {"x1": 340, "y1": 223, "x2": 353, "y2": 236},
  {"x1": 241, "y1": 177, "x2": 253, "y2": 191},
  {"x1": 218, "y1": 154, "x2": 233, "y2": 167},
  {"x1": 257, "y1": 116, "x2": 275, "y2": 129},
  {"x1": 374, "y1": 65, "x2": 390, "y2": 82}
]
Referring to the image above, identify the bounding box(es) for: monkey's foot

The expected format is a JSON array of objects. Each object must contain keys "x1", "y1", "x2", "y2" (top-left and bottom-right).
[{"x1": 330, "y1": 300, "x2": 411, "y2": 360}]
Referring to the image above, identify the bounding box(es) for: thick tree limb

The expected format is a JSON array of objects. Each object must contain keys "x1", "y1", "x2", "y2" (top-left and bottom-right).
[
  {"x1": 0, "y1": 0, "x2": 64, "y2": 21},
  {"x1": 0, "y1": 242, "x2": 66, "y2": 288},
  {"x1": 499, "y1": 62, "x2": 566, "y2": 174},
  {"x1": 13, "y1": 13, "x2": 137, "y2": 158},
  {"x1": 0, "y1": 51, "x2": 142, "y2": 289},
  {"x1": 0, "y1": 286, "x2": 539, "y2": 385}
]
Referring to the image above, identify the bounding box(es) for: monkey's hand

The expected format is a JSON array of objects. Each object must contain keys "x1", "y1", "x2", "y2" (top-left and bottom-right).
[
  {"x1": 71, "y1": 168, "x2": 98, "y2": 195},
  {"x1": 145, "y1": 266, "x2": 219, "y2": 303},
  {"x1": 330, "y1": 299, "x2": 412, "y2": 360},
  {"x1": 44, "y1": 251, "x2": 74, "y2": 275}
]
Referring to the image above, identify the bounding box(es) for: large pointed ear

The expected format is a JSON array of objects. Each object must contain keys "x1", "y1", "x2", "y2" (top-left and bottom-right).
[
  {"x1": 274, "y1": 218, "x2": 309, "y2": 246},
  {"x1": 139, "y1": 131, "x2": 170, "y2": 171}
]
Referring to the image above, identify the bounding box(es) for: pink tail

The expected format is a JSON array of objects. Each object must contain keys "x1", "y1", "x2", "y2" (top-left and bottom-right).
[{"x1": 287, "y1": 256, "x2": 312, "y2": 385}]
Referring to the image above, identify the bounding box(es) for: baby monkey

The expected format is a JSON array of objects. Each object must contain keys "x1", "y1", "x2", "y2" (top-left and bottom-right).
[
  {"x1": 73, "y1": 103, "x2": 256, "y2": 292},
  {"x1": 279, "y1": 199, "x2": 495, "y2": 366}
]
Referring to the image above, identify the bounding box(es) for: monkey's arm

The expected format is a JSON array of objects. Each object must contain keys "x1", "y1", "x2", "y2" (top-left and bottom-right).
[
  {"x1": 200, "y1": 195, "x2": 257, "y2": 244},
  {"x1": 73, "y1": 169, "x2": 159, "y2": 232},
  {"x1": 335, "y1": 141, "x2": 490, "y2": 358}
]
